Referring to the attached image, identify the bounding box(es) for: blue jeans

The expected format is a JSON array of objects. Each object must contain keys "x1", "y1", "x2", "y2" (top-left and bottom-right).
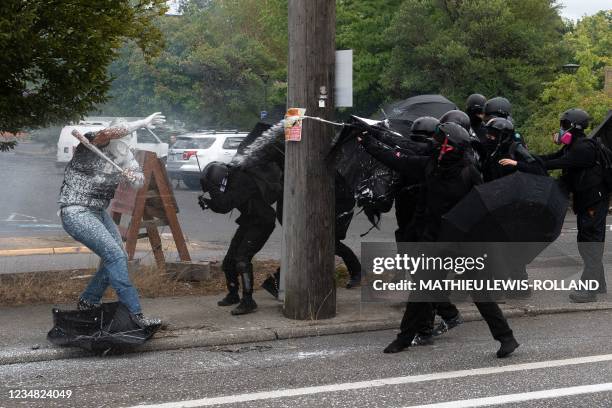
[{"x1": 60, "y1": 205, "x2": 142, "y2": 314}]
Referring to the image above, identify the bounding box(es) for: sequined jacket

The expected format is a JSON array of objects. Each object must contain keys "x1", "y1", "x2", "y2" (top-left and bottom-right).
[{"x1": 58, "y1": 132, "x2": 144, "y2": 209}]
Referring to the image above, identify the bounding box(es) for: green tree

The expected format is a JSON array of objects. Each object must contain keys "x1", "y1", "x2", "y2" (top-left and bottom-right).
[
  {"x1": 336, "y1": 0, "x2": 403, "y2": 116},
  {"x1": 522, "y1": 11, "x2": 612, "y2": 154},
  {"x1": 102, "y1": 0, "x2": 288, "y2": 130},
  {"x1": 0, "y1": 0, "x2": 167, "y2": 150},
  {"x1": 382, "y1": 0, "x2": 568, "y2": 123}
]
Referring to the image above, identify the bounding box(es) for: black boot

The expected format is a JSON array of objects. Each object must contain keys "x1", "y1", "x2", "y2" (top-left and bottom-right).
[
  {"x1": 262, "y1": 270, "x2": 280, "y2": 299},
  {"x1": 231, "y1": 262, "x2": 257, "y2": 315},
  {"x1": 569, "y1": 290, "x2": 597, "y2": 303},
  {"x1": 231, "y1": 296, "x2": 258, "y2": 315},
  {"x1": 383, "y1": 337, "x2": 412, "y2": 353},
  {"x1": 497, "y1": 336, "x2": 519, "y2": 358},
  {"x1": 218, "y1": 292, "x2": 240, "y2": 306},
  {"x1": 220, "y1": 264, "x2": 240, "y2": 306}
]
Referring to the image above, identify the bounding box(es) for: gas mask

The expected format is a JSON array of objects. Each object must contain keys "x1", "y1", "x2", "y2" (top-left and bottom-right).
[{"x1": 553, "y1": 128, "x2": 573, "y2": 145}]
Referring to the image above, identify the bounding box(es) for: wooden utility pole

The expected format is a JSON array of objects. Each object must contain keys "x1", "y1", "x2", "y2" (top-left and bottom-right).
[{"x1": 282, "y1": 0, "x2": 336, "y2": 320}]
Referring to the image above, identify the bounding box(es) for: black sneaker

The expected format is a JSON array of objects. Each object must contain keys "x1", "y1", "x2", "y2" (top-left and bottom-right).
[
  {"x1": 134, "y1": 313, "x2": 162, "y2": 328},
  {"x1": 261, "y1": 276, "x2": 279, "y2": 299},
  {"x1": 569, "y1": 290, "x2": 598, "y2": 303},
  {"x1": 346, "y1": 277, "x2": 361, "y2": 289},
  {"x1": 497, "y1": 336, "x2": 519, "y2": 358},
  {"x1": 411, "y1": 333, "x2": 434, "y2": 346},
  {"x1": 77, "y1": 298, "x2": 99, "y2": 311},
  {"x1": 217, "y1": 292, "x2": 240, "y2": 306},
  {"x1": 383, "y1": 338, "x2": 411, "y2": 354},
  {"x1": 433, "y1": 313, "x2": 464, "y2": 336},
  {"x1": 231, "y1": 297, "x2": 257, "y2": 315}
]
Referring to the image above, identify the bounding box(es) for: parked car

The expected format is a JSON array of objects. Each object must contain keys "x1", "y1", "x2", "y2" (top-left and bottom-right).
[
  {"x1": 56, "y1": 121, "x2": 168, "y2": 167},
  {"x1": 166, "y1": 131, "x2": 247, "y2": 189}
]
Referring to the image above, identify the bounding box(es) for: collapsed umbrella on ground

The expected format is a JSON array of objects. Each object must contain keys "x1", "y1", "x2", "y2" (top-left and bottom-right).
[
  {"x1": 438, "y1": 172, "x2": 569, "y2": 276},
  {"x1": 47, "y1": 302, "x2": 161, "y2": 353}
]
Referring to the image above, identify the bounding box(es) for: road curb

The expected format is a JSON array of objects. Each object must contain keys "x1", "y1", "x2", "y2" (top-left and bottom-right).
[
  {"x1": 1, "y1": 305, "x2": 611, "y2": 366},
  {"x1": 0, "y1": 247, "x2": 91, "y2": 257}
]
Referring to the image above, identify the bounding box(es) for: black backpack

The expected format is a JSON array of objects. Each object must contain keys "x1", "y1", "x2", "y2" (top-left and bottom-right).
[{"x1": 591, "y1": 137, "x2": 612, "y2": 191}]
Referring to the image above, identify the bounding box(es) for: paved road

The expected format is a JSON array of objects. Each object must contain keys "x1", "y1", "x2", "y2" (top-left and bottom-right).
[
  {"x1": 0, "y1": 146, "x2": 394, "y2": 260},
  {"x1": 1, "y1": 310, "x2": 611, "y2": 407}
]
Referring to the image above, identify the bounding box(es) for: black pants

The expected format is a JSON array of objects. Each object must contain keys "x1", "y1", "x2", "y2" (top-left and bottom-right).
[
  {"x1": 336, "y1": 240, "x2": 361, "y2": 280},
  {"x1": 576, "y1": 199, "x2": 607, "y2": 289},
  {"x1": 397, "y1": 298, "x2": 513, "y2": 342},
  {"x1": 222, "y1": 221, "x2": 275, "y2": 298}
]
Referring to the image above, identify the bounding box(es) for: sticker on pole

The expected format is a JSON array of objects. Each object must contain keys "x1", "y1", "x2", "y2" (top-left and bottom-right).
[{"x1": 284, "y1": 108, "x2": 306, "y2": 142}]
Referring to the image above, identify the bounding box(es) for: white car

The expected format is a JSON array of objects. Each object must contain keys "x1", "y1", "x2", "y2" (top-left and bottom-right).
[
  {"x1": 166, "y1": 131, "x2": 247, "y2": 189},
  {"x1": 56, "y1": 121, "x2": 169, "y2": 167}
]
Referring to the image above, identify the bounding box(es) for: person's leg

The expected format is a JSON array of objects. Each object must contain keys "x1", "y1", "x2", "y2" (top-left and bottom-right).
[
  {"x1": 336, "y1": 240, "x2": 361, "y2": 287},
  {"x1": 219, "y1": 227, "x2": 244, "y2": 305},
  {"x1": 231, "y1": 220, "x2": 275, "y2": 315},
  {"x1": 474, "y1": 301, "x2": 518, "y2": 357},
  {"x1": 384, "y1": 301, "x2": 433, "y2": 353},
  {"x1": 573, "y1": 199, "x2": 607, "y2": 301},
  {"x1": 82, "y1": 210, "x2": 125, "y2": 302},
  {"x1": 61, "y1": 206, "x2": 141, "y2": 314}
]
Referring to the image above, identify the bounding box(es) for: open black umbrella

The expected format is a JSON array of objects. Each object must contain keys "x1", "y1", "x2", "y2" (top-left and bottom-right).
[
  {"x1": 47, "y1": 302, "x2": 160, "y2": 353},
  {"x1": 589, "y1": 110, "x2": 612, "y2": 148},
  {"x1": 373, "y1": 94, "x2": 457, "y2": 136},
  {"x1": 439, "y1": 172, "x2": 568, "y2": 265}
]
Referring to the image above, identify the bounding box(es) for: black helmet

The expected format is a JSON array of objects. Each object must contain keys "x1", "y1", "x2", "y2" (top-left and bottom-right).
[
  {"x1": 485, "y1": 117, "x2": 514, "y2": 142},
  {"x1": 484, "y1": 97, "x2": 512, "y2": 118},
  {"x1": 466, "y1": 94, "x2": 487, "y2": 115},
  {"x1": 440, "y1": 110, "x2": 471, "y2": 132},
  {"x1": 560, "y1": 108, "x2": 589, "y2": 130},
  {"x1": 434, "y1": 122, "x2": 471, "y2": 152},
  {"x1": 411, "y1": 116, "x2": 439, "y2": 136},
  {"x1": 200, "y1": 161, "x2": 230, "y2": 193}
]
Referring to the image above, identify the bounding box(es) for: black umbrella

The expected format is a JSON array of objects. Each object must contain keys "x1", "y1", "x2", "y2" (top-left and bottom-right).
[
  {"x1": 47, "y1": 302, "x2": 160, "y2": 353},
  {"x1": 439, "y1": 172, "x2": 568, "y2": 266},
  {"x1": 373, "y1": 94, "x2": 457, "y2": 136}
]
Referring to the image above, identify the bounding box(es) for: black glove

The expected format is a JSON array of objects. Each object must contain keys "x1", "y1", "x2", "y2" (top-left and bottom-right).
[{"x1": 198, "y1": 195, "x2": 211, "y2": 210}]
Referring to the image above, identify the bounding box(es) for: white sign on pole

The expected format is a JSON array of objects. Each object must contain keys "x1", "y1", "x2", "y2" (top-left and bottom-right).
[{"x1": 335, "y1": 50, "x2": 353, "y2": 107}]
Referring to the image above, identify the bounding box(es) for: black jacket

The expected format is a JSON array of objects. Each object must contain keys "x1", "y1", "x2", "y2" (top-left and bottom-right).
[
  {"x1": 208, "y1": 169, "x2": 276, "y2": 227},
  {"x1": 538, "y1": 136, "x2": 606, "y2": 213},
  {"x1": 361, "y1": 134, "x2": 481, "y2": 241},
  {"x1": 482, "y1": 141, "x2": 546, "y2": 182}
]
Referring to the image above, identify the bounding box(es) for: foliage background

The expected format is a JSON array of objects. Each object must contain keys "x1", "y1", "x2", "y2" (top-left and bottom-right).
[{"x1": 2, "y1": 1, "x2": 611, "y2": 155}]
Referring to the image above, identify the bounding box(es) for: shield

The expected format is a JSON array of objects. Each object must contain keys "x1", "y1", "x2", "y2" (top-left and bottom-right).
[
  {"x1": 439, "y1": 172, "x2": 569, "y2": 266},
  {"x1": 373, "y1": 94, "x2": 457, "y2": 136},
  {"x1": 47, "y1": 302, "x2": 160, "y2": 352}
]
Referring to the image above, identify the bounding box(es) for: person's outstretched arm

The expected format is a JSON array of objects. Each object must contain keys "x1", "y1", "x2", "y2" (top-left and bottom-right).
[
  {"x1": 358, "y1": 132, "x2": 428, "y2": 180},
  {"x1": 90, "y1": 112, "x2": 166, "y2": 146}
]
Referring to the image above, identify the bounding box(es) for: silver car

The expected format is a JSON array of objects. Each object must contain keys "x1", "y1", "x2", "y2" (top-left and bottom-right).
[{"x1": 166, "y1": 131, "x2": 247, "y2": 189}]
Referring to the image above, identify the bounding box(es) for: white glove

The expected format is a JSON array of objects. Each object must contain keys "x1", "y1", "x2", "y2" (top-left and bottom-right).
[{"x1": 143, "y1": 112, "x2": 166, "y2": 129}]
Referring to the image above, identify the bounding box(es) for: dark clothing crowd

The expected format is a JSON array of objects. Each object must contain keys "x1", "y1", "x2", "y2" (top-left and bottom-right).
[{"x1": 197, "y1": 95, "x2": 608, "y2": 358}]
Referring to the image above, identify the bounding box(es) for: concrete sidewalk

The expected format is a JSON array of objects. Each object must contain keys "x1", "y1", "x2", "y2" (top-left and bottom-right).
[{"x1": 1, "y1": 286, "x2": 611, "y2": 366}]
